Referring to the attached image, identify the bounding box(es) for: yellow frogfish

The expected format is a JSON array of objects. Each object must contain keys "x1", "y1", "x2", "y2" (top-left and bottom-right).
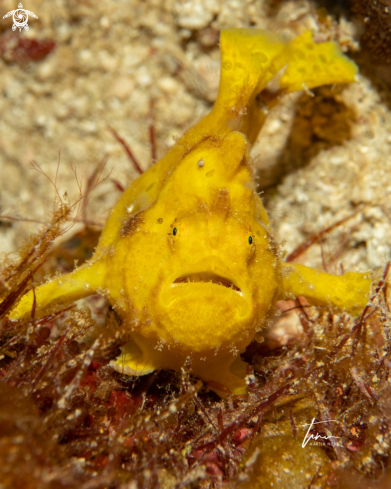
[{"x1": 8, "y1": 29, "x2": 372, "y2": 395}]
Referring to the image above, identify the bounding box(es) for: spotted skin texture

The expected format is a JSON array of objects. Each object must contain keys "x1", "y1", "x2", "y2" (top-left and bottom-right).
[{"x1": 8, "y1": 29, "x2": 371, "y2": 395}]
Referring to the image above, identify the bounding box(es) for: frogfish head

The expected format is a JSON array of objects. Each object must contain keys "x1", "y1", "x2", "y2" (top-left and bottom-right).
[{"x1": 109, "y1": 131, "x2": 281, "y2": 360}]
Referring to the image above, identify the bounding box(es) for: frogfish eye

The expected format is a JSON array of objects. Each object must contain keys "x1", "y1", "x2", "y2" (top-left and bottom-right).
[
  {"x1": 248, "y1": 236, "x2": 252, "y2": 245},
  {"x1": 173, "y1": 227, "x2": 177, "y2": 236}
]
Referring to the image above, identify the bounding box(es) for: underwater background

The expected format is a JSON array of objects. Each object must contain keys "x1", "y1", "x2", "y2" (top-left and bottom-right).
[{"x1": 1, "y1": 1, "x2": 391, "y2": 488}]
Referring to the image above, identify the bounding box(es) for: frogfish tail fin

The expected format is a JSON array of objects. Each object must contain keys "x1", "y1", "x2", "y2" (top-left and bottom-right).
[{"x1": 211, "y1": 29, "x2": 358, "y2": 145}]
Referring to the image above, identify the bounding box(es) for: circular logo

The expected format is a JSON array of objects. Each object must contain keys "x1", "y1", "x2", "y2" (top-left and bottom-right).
[{"x1": 12, "y1": 8, "x2": 28, "y2": 31}]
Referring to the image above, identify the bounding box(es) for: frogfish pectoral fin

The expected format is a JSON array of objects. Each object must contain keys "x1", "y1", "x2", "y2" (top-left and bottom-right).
[
  {"x1": 198, "y1": 355, "x2": 249, "y2": 397},
  {"x1": 8, "y1": 259, "x2": 106, "y2": 321},
  {"x1": 282, "y1": 263, "x2": 371, "y2": 316},
  {"x1": 110, "y1": 342, "x2": 249, "y2": 396},
  {"x1": 110, "y1": 340, "x2": 157, "y2": 377}
]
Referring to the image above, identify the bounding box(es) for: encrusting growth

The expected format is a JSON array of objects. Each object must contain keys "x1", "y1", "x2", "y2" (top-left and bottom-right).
[{"x1": 7, "y1": 29, "x2": 372, "y2": 396}]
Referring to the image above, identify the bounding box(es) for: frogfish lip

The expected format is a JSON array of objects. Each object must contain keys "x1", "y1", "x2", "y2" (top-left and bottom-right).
[
  {"x1": 172, "y1": 272, "x2": 242, "y2": 294},
  {"x1": 158, "y1": 257, "x2": 251, "y2": 316},
  {"x1": 159, "y1": 266, "x2": 250, "y2": 319},
  {"x1": 157, "y1": 259, "x2": 252, "y2": 320}
]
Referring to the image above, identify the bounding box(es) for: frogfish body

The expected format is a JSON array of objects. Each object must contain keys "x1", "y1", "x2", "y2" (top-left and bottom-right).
[{"x1": 8, "y1": 29, "x2": 372, "y2": 395}]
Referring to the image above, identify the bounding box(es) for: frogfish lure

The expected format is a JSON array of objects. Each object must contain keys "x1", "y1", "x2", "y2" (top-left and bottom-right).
[{"x1": 9, "y1": 29, "x2": 372, "y2": 395}]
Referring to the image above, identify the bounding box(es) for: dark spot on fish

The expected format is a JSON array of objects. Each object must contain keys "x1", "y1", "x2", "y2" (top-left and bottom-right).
[{"x1": 121, "y1": 212, "x2": 145, "y2": 237}]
